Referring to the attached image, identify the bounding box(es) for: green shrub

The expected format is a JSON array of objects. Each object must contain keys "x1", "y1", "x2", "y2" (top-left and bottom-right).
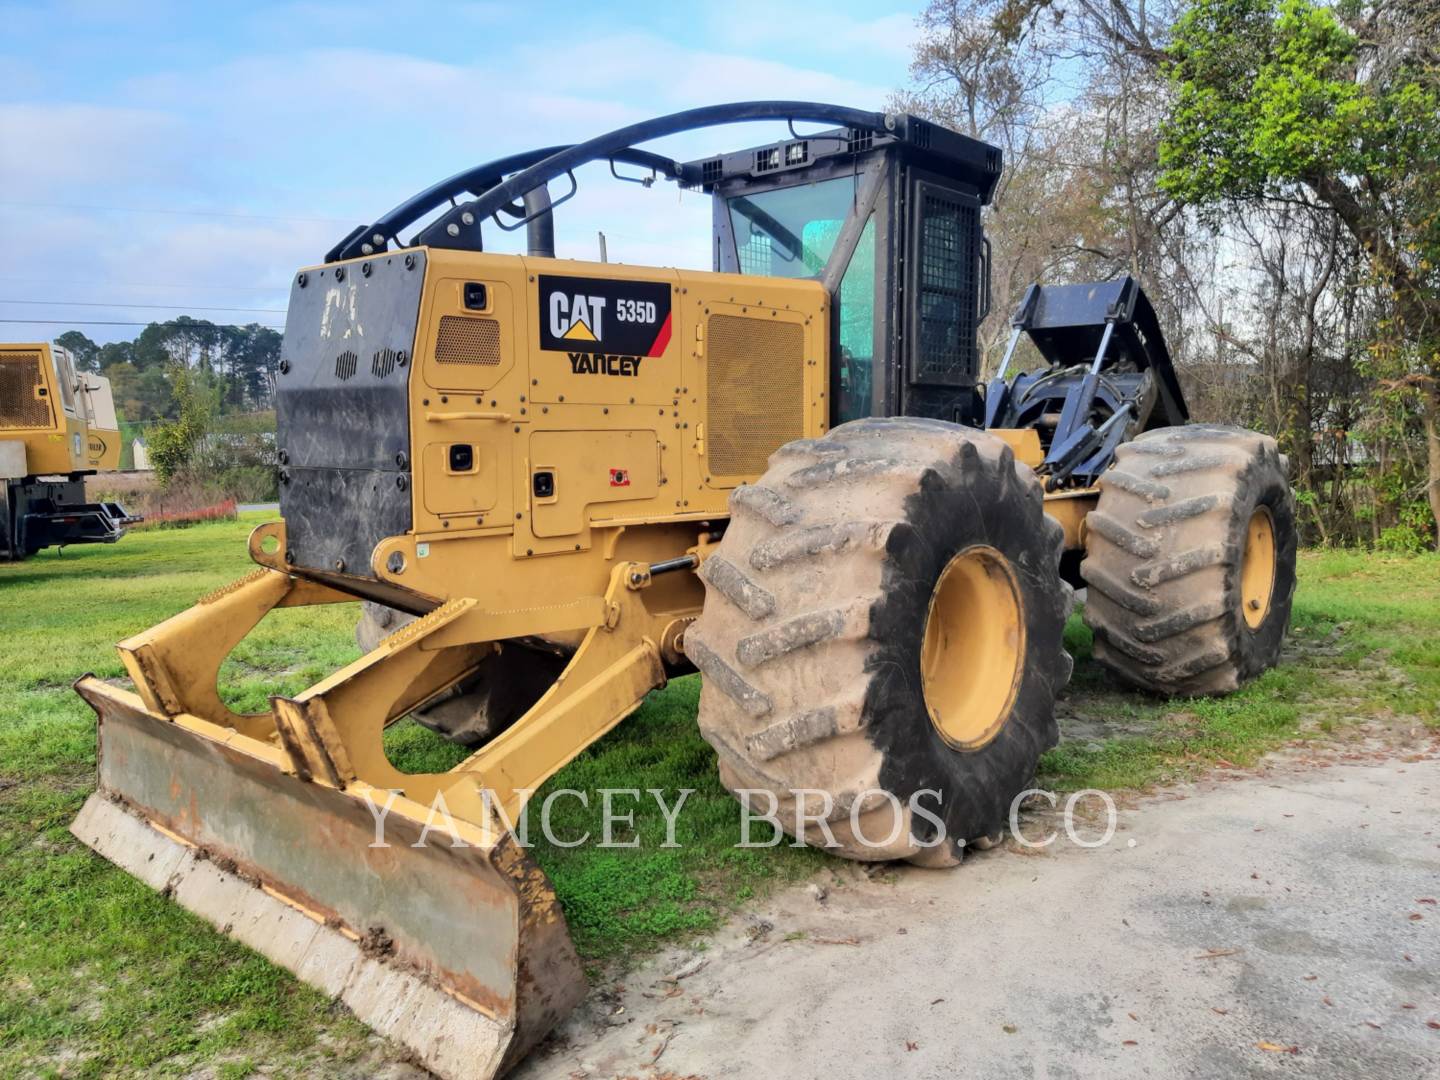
[{"x1": 1376, "y1": 522, "x2": 1431, "y2": 554}]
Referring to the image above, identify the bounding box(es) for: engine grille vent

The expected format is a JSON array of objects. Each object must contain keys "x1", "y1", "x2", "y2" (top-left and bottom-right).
[
  {"x1": 371, "y1": 347, "x2": 402, "y2": 378},
  {"x1": 705, "y1": 316, "x2": 805, "y2": 478},
  {"x1": 0, "y1": 352, "x2": 53, "y2": 429},
  {"x1": 701, "y1": 158, "x2": 724, "y2": 186},
  {"x1": 436, "y1": 316, "x2": 502, "y2": 365},
  {"x1": 334, "y1": 350, "x2": 358, "y2": 381},
  {"x1": 846, "y1": 129, "x2": 873, "y2": 155}
]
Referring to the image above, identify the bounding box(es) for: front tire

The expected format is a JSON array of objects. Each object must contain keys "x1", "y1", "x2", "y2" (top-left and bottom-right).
[
  {"x1": 1080, "y1": 425, "x2": 1297, "y2": 696},
  {"x1": 686, "y1": 418, "x2": 1072, "y2": 865}
]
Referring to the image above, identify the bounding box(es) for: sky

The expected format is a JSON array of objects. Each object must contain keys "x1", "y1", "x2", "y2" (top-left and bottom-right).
[{"x1": 0, "y1": 0, "x2": 923, "y2": 346}]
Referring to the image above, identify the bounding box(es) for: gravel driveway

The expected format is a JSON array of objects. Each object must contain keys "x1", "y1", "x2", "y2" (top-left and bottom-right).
[{"x1": 516, "y1": 749, "x2": 1440, "y2": 1079}]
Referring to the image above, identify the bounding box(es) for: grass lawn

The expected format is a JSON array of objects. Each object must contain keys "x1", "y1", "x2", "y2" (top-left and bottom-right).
[
  {"x1": 1, "y1": 513, "x2": 1436, "y2": 1076},
  {"x1": 1042, "y1": 546, "x2": 1440, "y2": 791}
]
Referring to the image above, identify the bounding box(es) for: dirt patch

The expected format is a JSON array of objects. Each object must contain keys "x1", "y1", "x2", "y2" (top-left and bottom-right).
[
  {"x1": 516, "y1": 754, "x2": 1440, "y2": 1080},
  {"x1": 359, "y1": 926, "x2": 396, "y2": 960},
  {"x1": 1057, "y1": 703, "x2": 1165, "y2": 746}
]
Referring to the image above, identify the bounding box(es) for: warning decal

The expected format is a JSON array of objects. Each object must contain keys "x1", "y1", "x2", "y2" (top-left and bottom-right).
[{"x1": 538, "y1": 274, "x2": 672, "y2": 358}]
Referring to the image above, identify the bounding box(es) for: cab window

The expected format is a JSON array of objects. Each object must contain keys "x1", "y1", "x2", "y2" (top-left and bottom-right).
[
  {"x1": 728, "y1": 176, "x2": 860, "y2": 279},
  {"x1": 728, "y1": 177, "x2": 878, "y2": 422},
  {"x1": 836, "y1": 216, "x2": 876, "y2": 423}
]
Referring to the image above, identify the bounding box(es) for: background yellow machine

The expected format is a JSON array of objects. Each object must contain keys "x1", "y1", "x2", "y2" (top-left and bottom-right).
[
  {"x1": 72, "y1": 102, "x2": 1297, "y2": 1078},
  {"x1": 1, "y1": 342, "x2": 135, "y2": 559}
]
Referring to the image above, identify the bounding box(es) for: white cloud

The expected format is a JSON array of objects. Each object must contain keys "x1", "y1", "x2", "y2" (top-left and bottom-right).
[
  {"x1": 703, "y1": 4, "x2": 920, "y2": 64},
  {"x1": 3, "y1": 10, "x2": 917, "y2": 344},
  {"x1": 0, "y1": 207, "x2": 308, "y2": 341},
  {"x1": 0, "y1": 103, "x2": 190, "y2": 198},
  {"x1": 503, "y1": 31, "x2": 893, "y2": 119},
  {"x1": 122, "y1": 36, "x2": 891, "y2": 157}
]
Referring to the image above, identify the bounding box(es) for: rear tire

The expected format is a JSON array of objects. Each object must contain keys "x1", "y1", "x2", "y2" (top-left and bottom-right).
[
  {"x1": 686, "y1": 418, "x2": 1072, "y2": 866},
  {"x1": 1080, "y1": 425, "x2": 1297, "y2": 696},
  {"x1": 358, "y1": 603, "x2": 566, "y2": 746}
]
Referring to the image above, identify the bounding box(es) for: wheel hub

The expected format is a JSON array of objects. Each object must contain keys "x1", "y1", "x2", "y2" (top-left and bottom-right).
[
  {"x1": 920, "y1": 545, "x2": 1025, "y2": 751},
  {"x1": 1241, "y1": 506, "x2": 1276, "y2": 629}
]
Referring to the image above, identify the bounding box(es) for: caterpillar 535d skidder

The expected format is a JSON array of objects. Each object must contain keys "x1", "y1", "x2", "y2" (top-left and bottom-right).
[{"x1": 73, "y1": 102, "x2": 1297, "y2": 1078}]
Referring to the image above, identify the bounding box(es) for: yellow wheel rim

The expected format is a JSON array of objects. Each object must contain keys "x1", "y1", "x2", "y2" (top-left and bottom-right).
[
  {"x1": 920, "y1": 545, "x2": 1025, "y2": 751},
  {"x1": 1241, "y1": 506, "x2": 1276, "y2": 630}
]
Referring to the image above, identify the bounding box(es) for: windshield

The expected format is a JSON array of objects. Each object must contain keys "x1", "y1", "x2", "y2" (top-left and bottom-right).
[{"x1": 728, "y1": 176, "x2": 861, "y2": 279}]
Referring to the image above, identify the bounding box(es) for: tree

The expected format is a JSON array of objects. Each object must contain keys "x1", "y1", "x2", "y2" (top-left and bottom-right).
[
  {"x1": 898, "y1": 0, "x2": 1435, "y2": 547},
  {"x1": 132, "y1": 317, "x2": 221, "y2": 371},
  {"x1": 899, "y1": 0, "x2": 1202, "y2": 372},
  {"x1": 1159, "y1": 0, "x2": 1440, "y2": 544},
  {"x1": 103, "y1": 360, "x2": 173, "y2": 422},
  {"x1": 70, "y1": 316, "x2": 284, "y2": 424},
  {"x1": 146, "y1": 364, "x2": 218, "y2": 482},
  {"x1": 96, "y1": 339, "x2": 136, "y2": 370},
  {"x1": 55, "y1": 330, "x2": 100, "y2": 372},
  {"x1": 220, "y1": 324, "x2": 282, "y2": 410}
]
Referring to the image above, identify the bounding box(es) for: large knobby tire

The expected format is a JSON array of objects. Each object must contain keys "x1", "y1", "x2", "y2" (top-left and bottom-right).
[
  {"x1": 1080, "y1": 425, "x2": 1297, "y2": 696},
  {"x1": 358, "y1": 603, "x2": 566, "y2": 746},
  {"x1": 685, "y1": 417, "x2": 1072, "y2": 866}
]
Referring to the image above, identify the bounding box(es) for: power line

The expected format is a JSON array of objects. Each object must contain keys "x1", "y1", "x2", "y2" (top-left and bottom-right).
[
  {"x1": 0, "y1": 319, "x2": 285, "y2": 328},
  {"x1": 0, "y1": 276, "x2": 290, "y2": 293},
  {"x1": 2, "y1": 299, "x2": 285, "y2": 314},
  {"x1": 0, "y1": 200, "x2": 352, "y2": 226}
]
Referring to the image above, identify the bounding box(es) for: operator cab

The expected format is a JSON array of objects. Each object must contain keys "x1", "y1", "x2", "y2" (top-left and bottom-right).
[{"x1": 688, "y1": 118, "x2": 1000, "y2": 427}]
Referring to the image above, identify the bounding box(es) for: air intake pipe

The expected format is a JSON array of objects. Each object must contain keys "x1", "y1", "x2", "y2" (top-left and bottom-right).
[{"x1": 525, "y1": 185, "x2": 555, "y2": 258}]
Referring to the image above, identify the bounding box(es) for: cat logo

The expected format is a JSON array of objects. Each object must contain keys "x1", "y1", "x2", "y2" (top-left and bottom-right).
[
  {"x1": 549, "y1": 292, "x2": 605, "y2": 342},
  {"x1": 538, "y1": 274, "x2": 672, "y2": 359}
]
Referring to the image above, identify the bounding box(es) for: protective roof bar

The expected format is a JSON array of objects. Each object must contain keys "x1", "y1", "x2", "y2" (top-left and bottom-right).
[
  {"x1": 325, "y1": 146, "x2": 682, "y2": 263},
  {"x1": 326, "y1": 101, "x2": 893, "y2": 263}
]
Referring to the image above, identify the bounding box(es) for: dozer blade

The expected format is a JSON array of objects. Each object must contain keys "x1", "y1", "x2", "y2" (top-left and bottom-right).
[{"x1": 71, "y1": 677, "x2": 586, "y2": 1080}]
